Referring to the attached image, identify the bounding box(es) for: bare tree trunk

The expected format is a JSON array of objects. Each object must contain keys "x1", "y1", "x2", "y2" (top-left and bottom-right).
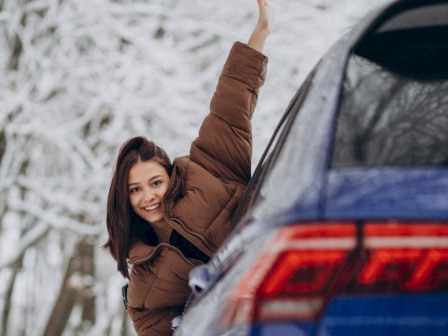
[
  {"x1": 43, "y1": 236, "x2": 97, "y2": 336},
  {"x1": 7, "y1": 12, "x2": 26, "y2": 71},
  {"x1": 42, "y1": 247, "x2": 78, "y2": 336},
  {"x1": 1, "y1": 259, "x2": 23, "y2": 336},
  {"x1": 79, "y1": 237, "x2": 96, "y2": 329},
  {"x1": 0, "y1": 131, "x2": 6, "y2": 233},
  {"x1": 0, "y1": 131, "x2": 5, "y2": 165},
  {"x1": 1, "y1": 155, "x2": 31, "y2": 336}
]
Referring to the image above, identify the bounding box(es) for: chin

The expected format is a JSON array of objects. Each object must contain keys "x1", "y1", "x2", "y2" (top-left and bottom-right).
[
  {"x1": 138, "y1": 211, "x2": 162, "y2": 223},
  {"x1": 150, "y1": 215, "x2": 163, "y2": 223}
]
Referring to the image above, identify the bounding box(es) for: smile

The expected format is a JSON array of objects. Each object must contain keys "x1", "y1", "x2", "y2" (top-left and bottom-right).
[{"x1": 144, "y1": 203, "x2": 160, "y2": 212}]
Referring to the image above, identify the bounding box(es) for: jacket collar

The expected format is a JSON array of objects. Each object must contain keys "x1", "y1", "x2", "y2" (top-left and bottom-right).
[{"x1": 128, "y1": 240, "x2": 156, "y2": 265}]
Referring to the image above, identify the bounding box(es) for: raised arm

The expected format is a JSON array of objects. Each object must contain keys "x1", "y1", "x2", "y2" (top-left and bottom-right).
[
  {"x1": 189, "y1": 0, "x2": 274, "y2": 185},
  {"x1": 248, "y1": 0, "x2": 275, "y2": 53}
]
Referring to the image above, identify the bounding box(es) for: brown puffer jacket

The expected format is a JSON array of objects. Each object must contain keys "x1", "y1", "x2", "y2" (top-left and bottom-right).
[{"x1": 127, "y1": 41, "x2": 268, "y2": 336}]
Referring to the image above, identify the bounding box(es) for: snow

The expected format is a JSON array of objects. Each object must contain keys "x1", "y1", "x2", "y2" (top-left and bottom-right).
[{"x1": 0, "y1": 0, "x2": 392, "y2": 334}]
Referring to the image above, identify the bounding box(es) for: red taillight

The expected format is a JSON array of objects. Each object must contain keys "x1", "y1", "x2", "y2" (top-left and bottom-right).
[
  {"x1": 220, "y1": 222, "x2": 356, "y2": 326},
  {"x1": 357, "y1": 223, "x2": 448, "y2": 292},
  {"x1": 260, "y1": 249, "x2": 347, "y2": 296},
  {"x1": 219, "y1": 222, "x2": 448, "y2": 329}
]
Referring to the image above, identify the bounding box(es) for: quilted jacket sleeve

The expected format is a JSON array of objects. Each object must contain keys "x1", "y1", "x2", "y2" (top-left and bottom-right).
[{"x1": 190, "y1": 41, "x2": 268, "y2": 185}]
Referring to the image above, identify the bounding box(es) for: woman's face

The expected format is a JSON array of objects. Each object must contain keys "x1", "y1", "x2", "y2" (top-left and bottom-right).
[{"x1": 128, "y1": 160, "x2": 170, "y2": 223}]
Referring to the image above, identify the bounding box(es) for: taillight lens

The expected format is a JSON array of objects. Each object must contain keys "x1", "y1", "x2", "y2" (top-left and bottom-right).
[
  {"x1": 357, "y1": 223, "x2": 448, "y2": 292},
  {"x1": 220, "y1": 221, "x2": 448, "y2": 328}
]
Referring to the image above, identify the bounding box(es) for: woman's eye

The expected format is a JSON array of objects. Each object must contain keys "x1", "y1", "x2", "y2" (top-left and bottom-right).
[
  {"x1": 129, "y1": 187, "x2": 140, "y2": 193},
  {"x1": 152, "y1": 181, "x2": 161, "y2": 187}
]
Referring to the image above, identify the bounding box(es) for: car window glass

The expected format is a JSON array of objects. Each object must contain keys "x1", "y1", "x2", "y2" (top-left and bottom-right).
[
  {"x1": 244, "y1": 80, "x2": 313, "y2": 223},
  {"x1": 232, "y1": 74, "x2": 313, "y2": 228},
  {"x1": 251, "y1": 126, "x2": 299, "y2": 220},
  {"x1": 332, "y1": 6, "x2": 448, "y2": 168},
  {"x1": 232, "y1": 100, "x2": 294, "y2": 229},
  {"x1": 331, "y1": 54, "x2": 448, "y2": 168}
]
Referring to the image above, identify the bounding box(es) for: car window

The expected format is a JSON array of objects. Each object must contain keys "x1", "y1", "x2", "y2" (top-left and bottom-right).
[
  {"x1": 233, "y1": 74, "x2": 313, "y2": 226},
  {"x1": 331, "y1": 7, "x2": 448, "y2": 168},
  {"x1": 331, "y1": 55, "x2": 448, "y2": 168},
  {"x1": 231, "y1": 95, "x2": 295, "y2": 228}
]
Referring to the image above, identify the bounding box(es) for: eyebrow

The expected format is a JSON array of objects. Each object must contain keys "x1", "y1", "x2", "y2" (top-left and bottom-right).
[{"x1": 128, "y1": 175, "x2": 163, "y2": 187}]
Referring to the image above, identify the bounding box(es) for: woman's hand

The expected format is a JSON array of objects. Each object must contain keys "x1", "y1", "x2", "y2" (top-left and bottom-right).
[
  {"x1": 248, "y1": 0, "x2": 275, "y2": 53},
  {"x1": 256, "y1": 0, "x2": 274, "y2": 35}
]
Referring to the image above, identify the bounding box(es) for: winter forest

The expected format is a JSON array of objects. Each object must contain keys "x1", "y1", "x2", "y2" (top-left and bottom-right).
[{"x1": 0, "y1": 0, "x2": 391, "y2": 335}]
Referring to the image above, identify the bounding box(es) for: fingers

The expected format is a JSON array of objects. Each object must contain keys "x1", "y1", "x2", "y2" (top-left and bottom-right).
[
  {"x1": 257, "y1": 0, "x2": 269, "y2": 9},
  {"x1": 248, "y1": 0, "x2": 273, "y2": 51},
  {"x1": 257, "y1": 0, "x2": 269, "y2": 10},
  {"x1": 256, "y1": 0, "x2": 274, "y2": 32}
]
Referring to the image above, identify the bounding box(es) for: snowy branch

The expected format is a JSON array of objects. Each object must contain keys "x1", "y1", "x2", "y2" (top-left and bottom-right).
[
  {"x1": 9, "y1": 200, "x2": 101, "y2": 236},
  {"x1": 0, "y1": 223, "x2": 49, "y2": 270}
]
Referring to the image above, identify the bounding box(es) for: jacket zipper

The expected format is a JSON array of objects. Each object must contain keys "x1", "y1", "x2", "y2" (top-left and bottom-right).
[
  {"x1": 133, "y1": 243, "x2": 199, "y2": 267},
  {"x1": 170, "y1": 217, "x2": 217, "y2": 254}
]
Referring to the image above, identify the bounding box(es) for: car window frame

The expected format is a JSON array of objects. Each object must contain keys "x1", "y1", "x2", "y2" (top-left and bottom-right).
[{"x1": 231, "y1": 71, "x2": 315, "y2": 231}]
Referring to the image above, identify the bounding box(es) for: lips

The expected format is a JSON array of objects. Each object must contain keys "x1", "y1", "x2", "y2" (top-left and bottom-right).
[{"x1": 144, "y1": 203, "x2": 161, "y2": 212}]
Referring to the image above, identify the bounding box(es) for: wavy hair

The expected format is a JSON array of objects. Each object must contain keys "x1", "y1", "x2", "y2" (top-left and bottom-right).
[{"x1": 103, "y1": 136, "x2": 172, "y2": 278}]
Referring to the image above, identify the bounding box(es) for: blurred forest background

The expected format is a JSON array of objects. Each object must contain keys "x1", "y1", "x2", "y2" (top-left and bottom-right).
[{"x1": 0, "y1": 0, "x2": 391, "y2": 335}]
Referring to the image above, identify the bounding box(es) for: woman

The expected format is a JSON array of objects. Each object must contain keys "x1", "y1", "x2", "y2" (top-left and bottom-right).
[{"x1": 104, "y1": 1, "x2": 274, "y2": 335}]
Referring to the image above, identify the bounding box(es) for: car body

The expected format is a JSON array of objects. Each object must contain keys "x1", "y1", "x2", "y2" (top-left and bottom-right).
[{"x1": 175, "y1": 0, "x2": 448, "y2": 335}]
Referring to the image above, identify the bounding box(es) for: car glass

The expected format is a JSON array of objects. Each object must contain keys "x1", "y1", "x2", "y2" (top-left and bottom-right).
[
  {"x1": 232, "y1": 102, "x2": 292, "y2": 229},
  {"x1": 331, "y1": 53, "x2": 448, "y2": 168},
  {"x1": 331, "y1": 3, "x2": 448, "y2": 168},
  {"x1": 233, "y1": 73, "x2": 313, "y2": 227},
  {"x1": 245, "y1": 81, "x2": 314, "y2": 222}
]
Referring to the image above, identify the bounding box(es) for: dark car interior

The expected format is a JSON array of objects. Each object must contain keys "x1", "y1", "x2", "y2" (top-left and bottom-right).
[{"x1": 355, "y1": 2, "x2": 448, "y2": 80}]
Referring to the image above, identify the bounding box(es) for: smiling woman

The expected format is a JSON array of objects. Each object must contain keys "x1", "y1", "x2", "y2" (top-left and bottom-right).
[
  {"x1": 102, "y1": 1, "x2": 274, "y2": 335},
  {"x1": 104, "y1": 137, "x2": 173, "y2": 275},
  {"x1": 128, "y1": 157, "x2": 171, "y2": 224}
]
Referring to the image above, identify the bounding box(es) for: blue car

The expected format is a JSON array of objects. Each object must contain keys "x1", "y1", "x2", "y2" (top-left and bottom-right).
[{"x1": 175, "y1": 0, "x2": 448, "y2": 335}]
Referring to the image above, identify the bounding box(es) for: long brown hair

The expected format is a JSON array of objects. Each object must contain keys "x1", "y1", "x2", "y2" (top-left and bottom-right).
[{"x1": 103, "y1": 136, "x2": 172, "y2": 278}]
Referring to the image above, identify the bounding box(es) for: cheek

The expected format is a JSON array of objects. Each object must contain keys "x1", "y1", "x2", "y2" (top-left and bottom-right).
[
  {"x1": 160, "y1": 185, "x2": 169, "y2": 198},
  {"x1": 129, "y1": 195, "x2": 139, "y2": 210}
]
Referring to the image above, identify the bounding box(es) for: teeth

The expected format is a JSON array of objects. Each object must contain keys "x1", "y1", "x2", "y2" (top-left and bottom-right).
[{"x1": 145, "y1": 204, "x2": 160, "y2": 211}]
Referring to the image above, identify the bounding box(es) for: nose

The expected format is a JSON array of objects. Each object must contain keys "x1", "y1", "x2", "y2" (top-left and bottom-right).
[{"x1": 143, "y1": 187, "x2": 156, "y2": 202}]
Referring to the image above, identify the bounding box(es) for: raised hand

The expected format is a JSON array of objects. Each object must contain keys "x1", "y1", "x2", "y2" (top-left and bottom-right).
[
  {"x1": 248, "y1": 0, "x2": 275, "y2": 52},
  {"x1": 257, "y1": 0, "x2": 275, "y2": 35}
]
